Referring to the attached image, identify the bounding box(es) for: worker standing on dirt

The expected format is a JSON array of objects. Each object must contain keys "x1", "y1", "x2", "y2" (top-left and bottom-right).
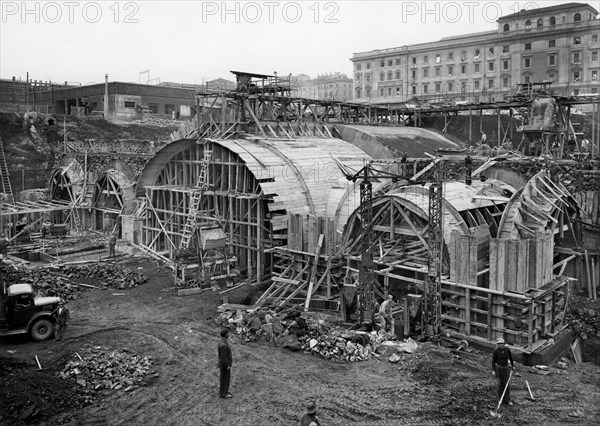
[
  {"x1": 54, "y1": 300, "x2": 70, "y2": 341},
  {"x1": 217, "y1": 328, "x2": 233, "y2": 398},
  {"x1": 0, "y1": 232, "x2": 8, "y2": 259},
  {"x1": 492, "y1": 337, "x2": 515, "y2": 406},
  {"x1": 300, "y1": 401, "x2": 321, "y2": 426},
  {"x1": 379, "y1": 294, "x2": 395, "y2": 335},
  {"x1": 108, "y1": 232, "x2": 117, "y2": 258}
]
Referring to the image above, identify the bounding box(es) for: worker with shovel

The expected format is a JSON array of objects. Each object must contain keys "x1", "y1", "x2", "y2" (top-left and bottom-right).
[{"x1": 492, "y1": 337, "x2": 515, "y2": 406}]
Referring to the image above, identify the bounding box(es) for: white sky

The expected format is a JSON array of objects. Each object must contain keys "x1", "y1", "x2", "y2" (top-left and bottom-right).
[{"x1": 0, "y1": 0, "x2": 580, "y2": 85}]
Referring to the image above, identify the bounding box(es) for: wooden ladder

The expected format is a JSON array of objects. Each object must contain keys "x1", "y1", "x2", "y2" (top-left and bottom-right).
[
  {"x1": 179, "y1": 144, "x2": 212, "y2": 250},
  {"x1": 0, "y1": 138, "x2": 15, "y2": 204}
]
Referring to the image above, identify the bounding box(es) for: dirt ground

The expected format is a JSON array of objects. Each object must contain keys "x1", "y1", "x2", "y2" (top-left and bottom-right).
[{"x1": 1, "y1": 257, "x2": 599, "y2": 426}]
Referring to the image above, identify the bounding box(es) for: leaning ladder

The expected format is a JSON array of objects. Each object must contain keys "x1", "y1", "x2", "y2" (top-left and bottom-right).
[
  {"x1": 0, "y1": 138, "x2": 15, "y2": 204},
  {"x1": 179, "y1": 143, "x2": 212, "y2": 250}
]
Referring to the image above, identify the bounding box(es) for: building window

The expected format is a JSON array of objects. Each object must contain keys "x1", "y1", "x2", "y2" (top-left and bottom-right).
[
  {"x1": 448, "y1": 82, "x2": 453, "y2": 92},
  {"x1": 573, "y1": 89, "x2": 580, "y2": 95},
  {"x1": 448, "y1": 52, "x2": 454, "y2": 60},
  {"x1": 412, "y1": 70, "x2": 416, "y2": 79},
  {"x1": 524, "y1": 75, "x2": 530, "y2": 83},
  {"x1": 366, "y1": 75, "x2": 370, "y2": 83},
  {"x1": 412, "y1": 57, "x2": 417, "y2": 65},
  {"x1": 396, "y1": 86, "x2": 401, "y2": 95},
  {"x1": 574, "y1": 37, "x2": 581, "y2": 45},
  {"x1": 474, "y1": 80, "x2": 480, "y2": 89},
  {"x1": 524, "y1": 58, "x2": 531, "y2": 68},
  {"x1": 412, "y1": 85, "x2": 417, "y2": 94},
  {"x1": 379, "y1": 72, "x2": 384, "y2": 81},
  {"x1": 366, "y1": 63, "x2": 371, "y2": 69},
  {"x1": 356, "y1": 88, "x2": 361, "y2": 98},
  {"x1": 503, "y1": 23, "x2": 509, "y2": 32},
  {"x1": 435, "y1": 67, "x2": 441, "y2": 77},
  {"x1": 435, "y1": 82, "x2": 441, "y2": 93},
  {"x1": 537, "y1": 18, "x2": 543, "y2": 27},
  {"x1": 387, "y1": 71, "x2": 393, "y2": 80},
  {"x1": 388, "y1": 87, "x2": 392, "y2": 96},
  {"x1": 357, "y1": 64, "x2": 362, "y2": 71},
  {"x1": 423, "y1": 84, "x2": 428, "y2": 93},
  {"x1": 593, "y1": 34, "x2": 598, "y2": 43},
  {"x1": 475, "y1": 63, "x2": 480, "y2": 73},
  {"x1": 573, "y1": 71, "x2": 581, "y2": 82},
  {"x1": 573, "y1": 52, "x2": 581, "y2": 64},
  {"x1": 502, "y1": 45, "x2": 509, "y2": 53},
  {"x1": 396, "y1": 58, "x2": 401, "y2": 65},
  {"x1": 574, "y1": 13, "x2": 581, "y2": 22},
  {"x1": 380, "y1": 60, "x2": 385, "y2": 67},
  {"x1": 488, "y1": 62, "x2": 494, "y2": 71},
  {"x1": 593, "y1": 88, "x2": 598, "y2": 94},
  {"x1": 461, "y1": 81, "x2": 466, "y2": 92},
  {"x1": 461, "y1": 50, "x2": 467, "y2": 60},
  {"x1": 549, "y1": 39, "x2": 556, "y2": 48},
  {"x1": 356, "y1": 74, "x2": 361, "y2": 84},
  {"x1": 448, "y1": 65, "x2": 454, "y2": 76},
  {"x1": 474, "y1": 49, "x2": 480, "y2": 59},
  {"x1": 423, "y1": 68, "x2": 429, "y2": 77},
  {"x1": 124, "y1": 101, "x2": 136, "y2": 108},
  {"x1": 592, "y1": 70, "x2": 598, "y2": 80},
  {"x1": 592, "y1": 50, "x2": 598, "y2": 61},
  {"x1": 503, "y1": 60, "x2": 509, "y2": 70},
  {"x1": 475, "y1": 96, "x2": 480, "y2": 103},
  {"x1": 549, "y1": 16, "x2": 556, "y2": 25},
  {"x1": 149, "y1": 103, "x2": 158, "y2": 114},
  {"x1": 503, "y1": 77, "x2": 509, "y2": 88},
  {"x1": 548, "y1": 71, "x2": 556, "y2": 82},
  {"x1": 395, "y1": 70, "x2": 401, "y2": 79},
  {"x1": 435, "y1": 54, "x2": 441, "y2": 63},
  {"x1": 366, "y1": 88, "x2": 371, "y2": 97},
  {"x1": 525, "y1": 43, "x2": 531, "y2": 50},
  {"x1": 525, "y1": 20, "x2": 531, "y2": 29},
  {"x1": 422, "y1": 55, "x2": 428, "y2": 63},
  {"x1": 488, "y1": 79, "x2": 494, "y2": 89},
  {"x1": 387, "y1": 59, "x2": 393, "y2": 66},
  {"x1": 461, "y1": 64, "x2": 467, "y2": 74},
  {"x1": 548, "y1": 55, "x2": 556, "y2": 66},
  {"x1": 489, "y1": 47, "x2": 495, "y2": 56}
]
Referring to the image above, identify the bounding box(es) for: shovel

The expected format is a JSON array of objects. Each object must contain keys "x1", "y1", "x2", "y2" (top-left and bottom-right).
[{"x1": 490, "y1": 369, "x2": 513, "y2": 418}]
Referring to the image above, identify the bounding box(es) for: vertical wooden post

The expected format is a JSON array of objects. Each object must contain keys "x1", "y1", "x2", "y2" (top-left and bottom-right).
[
  {"x1": 404, "y1": 297, "x2": 410, "y2": 336},
  {"x1": 497, "y1": 108, "x2": 501, "y2": 147},
  {"x1": 528, "y1": 300, "x2": 534, "y2": 351},
  {"x1": 551, "y1": 290, "x2": 557, "y2": 334},
  {"x1": 469, "y1": 108, "x2": 472, "y2": 142},
  {"x1": 465, "y1": 288, "x2": 471, "y2": 334},
  {"x1": 487, "y1": 293, "x2": 493, "y2": 340}
]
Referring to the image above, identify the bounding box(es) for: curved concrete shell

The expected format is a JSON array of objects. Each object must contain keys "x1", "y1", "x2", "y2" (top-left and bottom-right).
[{"x1": 136, "y1": 136, "x2": 371, "y2": 281}]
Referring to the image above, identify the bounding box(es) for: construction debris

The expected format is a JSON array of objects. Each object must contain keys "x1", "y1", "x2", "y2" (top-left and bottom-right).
[
  {"x1": 0, "y1": 260, "x2": 149, "y2": 300},
  {"x1": 58, "y1": 347, "x2": 157, "y2": 392},
  {"x1": 218, "y1": 306, "x2": 402, "y2": 363}
]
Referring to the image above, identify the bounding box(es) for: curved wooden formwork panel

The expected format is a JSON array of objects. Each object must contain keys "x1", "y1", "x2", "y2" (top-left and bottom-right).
[
  {"x1": 136, "y1": 137, "x2": 370, "y2": 282},
  {"x1": 498, "y1": 170, "x2": 577, "y2": 240},
  {"x1": 49, "y1": 156, "x2": 85, "y2": 203}
]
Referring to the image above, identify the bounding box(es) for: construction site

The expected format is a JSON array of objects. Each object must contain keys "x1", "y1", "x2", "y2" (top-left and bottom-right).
[{"x1": 1, "y1": 70, "x2": 600, "y2": 425}]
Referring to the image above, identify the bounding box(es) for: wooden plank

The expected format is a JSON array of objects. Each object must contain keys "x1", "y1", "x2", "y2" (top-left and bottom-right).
[{"x1": 304, "y1": 234, "x2": 324, "y2": 311}]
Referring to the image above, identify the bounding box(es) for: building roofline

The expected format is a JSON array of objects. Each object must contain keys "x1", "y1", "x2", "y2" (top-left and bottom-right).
[{"x1": 498, "y1": 2, "x2": 598, "y2": 21}]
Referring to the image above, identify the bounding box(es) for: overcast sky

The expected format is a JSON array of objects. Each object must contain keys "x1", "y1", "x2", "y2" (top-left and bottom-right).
[{"x1": 0, "y1": 0, "x2": 580, "y2": 85}]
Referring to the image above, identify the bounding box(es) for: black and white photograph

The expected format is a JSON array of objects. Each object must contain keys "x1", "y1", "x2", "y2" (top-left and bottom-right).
[{"x1": 1, "y1": 1, "x2": 599, "y2": 424}]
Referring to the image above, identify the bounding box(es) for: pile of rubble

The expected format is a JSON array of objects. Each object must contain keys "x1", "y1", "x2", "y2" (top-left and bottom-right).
[
  {"x1": 219, "y1": 306, "x2": 398, "y2": 363},
  {"x1": 58, "y1": 347, "x2": 157, "y2": 392},
  {"x1": 133, "y1": 117, "x2": 180, "y2": 127},
  {"x1": 0, "y1": 261, "x2": 149, "y2": 300},
  {"x1": 567, "y1": 295, "x2": 600, "y2": 339}
]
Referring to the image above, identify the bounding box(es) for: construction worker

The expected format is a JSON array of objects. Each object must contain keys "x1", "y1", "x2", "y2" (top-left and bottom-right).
[
  {"x1": 300, "y1": 401, "x2": 321, "y2": 426},
  {"x1": 479, "y1": 132, "x2": 487, "y2": 145},
  {"x1": 492, "y1": 337, "x2": 515, "y2": 406},
  {"x1": 0, "y1": 232, "x2": 8, "y2": 259},
  {"x1": 108, "y1": 232, "x2": 117, "y2": 257},
  {"x1": 379, "y1": 294, "x2": 395, "y2": 335},
  {"x1": 54, "y1": 300, "x2": 70, "y2": 341},
  {"x1": 217, "y1": 328, "x2": 233, "y2": 398}
]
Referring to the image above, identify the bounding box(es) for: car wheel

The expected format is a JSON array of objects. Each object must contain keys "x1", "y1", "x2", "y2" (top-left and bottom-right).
[{"x1": 30, "y1": 318, "x2": 55, "y2": 341}]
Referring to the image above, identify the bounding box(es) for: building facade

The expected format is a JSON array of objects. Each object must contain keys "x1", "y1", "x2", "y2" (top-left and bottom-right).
[
  {"x1": 351, "y1": 2, "x2": 599, "y2": 105},
  {"x1": 291, "y1": 72, "x2": 353, "y2": 101}
]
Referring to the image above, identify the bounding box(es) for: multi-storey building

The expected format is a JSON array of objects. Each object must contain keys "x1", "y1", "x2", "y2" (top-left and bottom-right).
[
  {"x1": 351, "y1": 2, "x2": 599, "y2": 105},
  {"x1": 290, "y1": 72, "x2": 353, "y2": 101}
]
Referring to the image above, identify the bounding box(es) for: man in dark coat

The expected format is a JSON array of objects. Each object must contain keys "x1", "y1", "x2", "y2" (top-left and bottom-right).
[
  {"x1": 492, "y1": 337, "x2": 515, "y2": 405},
  {"x1": 300, "y1": 400, "x2": 321, "y2": 426},
  {"x1": 217, "y1": 328, "x2": 233, "y2": 398}
]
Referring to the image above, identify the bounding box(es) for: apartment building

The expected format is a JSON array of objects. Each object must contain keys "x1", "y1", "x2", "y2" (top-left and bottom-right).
[{"x1": 351, "y1": 2, "x2": 599, "y2": 105}]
